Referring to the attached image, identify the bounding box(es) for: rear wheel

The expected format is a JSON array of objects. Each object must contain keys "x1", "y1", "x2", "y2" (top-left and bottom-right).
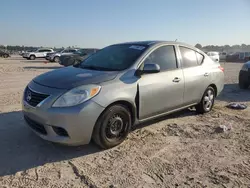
[
  {"x1": 92, "y1": 105, "x2": 131, "y2": 149},
  {"x1": 29, "y1": 55, "x2": 35, "y2": 60},
  {"x1": 195, "y1": 86, "x2": 215, "y2": 114}
]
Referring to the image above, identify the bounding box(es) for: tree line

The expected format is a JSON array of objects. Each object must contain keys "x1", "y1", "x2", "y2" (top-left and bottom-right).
[
  {"x1": 195, "y1": 44, "x2": 250, "y2": 53},
  {"x1": 0, "y1": 45, "x2": 74, "y2": 52},
  {"x1": 1, "y1": 44, "x2": 250, "y2": 53}
]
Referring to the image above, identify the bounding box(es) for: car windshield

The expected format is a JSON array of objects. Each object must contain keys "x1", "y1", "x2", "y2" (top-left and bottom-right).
[
  {"x1": 80, "y1": 44, "x2": 148, "y2": 71},
  {"x1": 56, "y1": 49, "x2": 64, "y2": 53}
]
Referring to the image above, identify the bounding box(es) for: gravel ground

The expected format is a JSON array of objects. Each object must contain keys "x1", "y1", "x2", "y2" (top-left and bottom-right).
[{"x1": 0, "y1": 56, "x2": 250, "y2": 188}]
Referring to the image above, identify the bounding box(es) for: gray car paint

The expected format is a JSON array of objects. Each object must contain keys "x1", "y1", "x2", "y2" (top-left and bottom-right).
[{"x1": 22, "y1": 41, "x2": 224, "y2": 146}]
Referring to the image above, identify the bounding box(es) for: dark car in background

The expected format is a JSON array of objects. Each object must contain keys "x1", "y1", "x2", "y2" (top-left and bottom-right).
[
  {"x1": 239, "y1": 60, "x2": 250, "y2": 89},
  {"x1": 59, "y1": 48, "x2": 98, "y2": 67},
  {"x1": 0, "y1": 50, "x2": 10, "y2": 58},
  {"x1": 226, "y1": 52, "x2": 250, "y2": 62}
]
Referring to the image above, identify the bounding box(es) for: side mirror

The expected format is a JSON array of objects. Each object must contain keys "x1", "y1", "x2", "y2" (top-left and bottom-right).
[{"x1": 142, "y1": 63, "x2": 160, "y2": 74}]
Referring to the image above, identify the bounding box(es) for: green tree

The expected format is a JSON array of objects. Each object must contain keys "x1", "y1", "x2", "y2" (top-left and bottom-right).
[{"x1": 195, "y1": 43, "x2": 202, "y2": 49}]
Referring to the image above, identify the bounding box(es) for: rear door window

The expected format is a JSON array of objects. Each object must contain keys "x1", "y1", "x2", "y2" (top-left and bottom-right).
[{"x1": 179, "y1": 47, "x2": 198, "y2": 68}]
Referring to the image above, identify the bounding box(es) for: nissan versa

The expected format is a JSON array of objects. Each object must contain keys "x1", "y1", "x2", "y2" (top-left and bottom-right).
[{"x1": 22, "y1": 41, "x2": 224, "y2": 149}]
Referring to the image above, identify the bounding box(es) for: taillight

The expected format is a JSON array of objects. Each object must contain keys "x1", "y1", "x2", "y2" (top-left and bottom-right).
[{"x1": 218, "y1": 66, "x2": 224, "y2": 72}]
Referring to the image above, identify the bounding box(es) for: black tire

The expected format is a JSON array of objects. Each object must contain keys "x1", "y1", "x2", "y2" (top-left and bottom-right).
[
  {"x1": 3, "y1": 54, "x2": 8, "y2": 58},
  {"x1": 195, "y1": 86, "x2": 215, "y2": 114},
  {"x1": 53, "y1": 56, "x2": 60, "y2": 62},
  {"x1": 29, "y1": 55, "x2": 35, "y2": 60},
  {"x1": 92, "y1": 105, "x2": 131, "y2": 149},
  {"x1": 239, "y1": 76, "x2": 249, "y2": 89}
]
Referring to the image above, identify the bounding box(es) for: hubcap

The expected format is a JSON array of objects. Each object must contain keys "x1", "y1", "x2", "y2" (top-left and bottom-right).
[
  {"x1": 106, "y1": 114, "x2": 126, "y2": 139},
  {"x1": 203, "y1": 89, "x2": 214, "y2": 111}
]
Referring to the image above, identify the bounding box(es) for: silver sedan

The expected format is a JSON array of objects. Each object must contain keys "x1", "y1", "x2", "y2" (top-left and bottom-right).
[{"x1": 22, "y1": 41, "x2": 224, "y2": 149}]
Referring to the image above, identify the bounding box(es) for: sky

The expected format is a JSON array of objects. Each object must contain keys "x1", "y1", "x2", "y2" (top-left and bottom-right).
[{"x1": 0, "y1": 0, "x2": 250, "y2": 48}]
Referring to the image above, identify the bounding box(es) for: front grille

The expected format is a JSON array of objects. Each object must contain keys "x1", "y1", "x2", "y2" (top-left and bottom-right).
[
  {"x1": 24, "y1": 116, "x2": 47, "y2": 135},
  {"x1": 24, "y1": 87, "x2": 49, "y2": 107}
]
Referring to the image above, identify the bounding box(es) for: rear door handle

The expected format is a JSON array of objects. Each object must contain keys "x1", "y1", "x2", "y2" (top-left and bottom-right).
[
  {"x1": 204, "y1": 73, "x2": 209, "y2": 77},
  {"x1": 173, "y1": 77, "x2": 181, "y2": 82}
]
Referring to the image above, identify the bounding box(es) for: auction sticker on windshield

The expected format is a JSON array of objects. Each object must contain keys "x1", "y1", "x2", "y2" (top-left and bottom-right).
[{"x1": 129, "y1": 45, "x2": 145, "y2": 50}]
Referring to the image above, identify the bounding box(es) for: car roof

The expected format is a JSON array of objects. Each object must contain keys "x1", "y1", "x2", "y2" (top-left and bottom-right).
[{"x1": 113, "y1": 40, "x2": 197, "y2": 49}]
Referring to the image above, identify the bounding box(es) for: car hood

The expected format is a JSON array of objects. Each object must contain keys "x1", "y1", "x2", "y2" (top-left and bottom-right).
[{"x1": 33, "y1": 66, "x2": 118, "y2": 89}]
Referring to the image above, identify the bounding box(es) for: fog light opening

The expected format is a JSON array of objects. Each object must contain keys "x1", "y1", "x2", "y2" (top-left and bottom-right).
[{"x1": 52, "y1": 126, "x2": 69, "y2": 137}]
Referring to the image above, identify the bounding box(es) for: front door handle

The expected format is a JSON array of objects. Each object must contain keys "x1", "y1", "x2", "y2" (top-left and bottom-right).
[{"x1": 173, "y1": 77, "x2": 181, "y2": 82}]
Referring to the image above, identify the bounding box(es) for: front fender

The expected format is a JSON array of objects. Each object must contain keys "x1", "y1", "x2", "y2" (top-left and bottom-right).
[{"x1": 92, "y1": 81, "x2": 137, "y2": 108}]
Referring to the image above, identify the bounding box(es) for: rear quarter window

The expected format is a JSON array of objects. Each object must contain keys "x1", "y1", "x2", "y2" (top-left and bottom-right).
[
  {"x1": 179, "y1": 47, "x2": 198, "y2": 68},
  {"x1": 196, "y1": 52, "x2": 204, "y2": 65}
]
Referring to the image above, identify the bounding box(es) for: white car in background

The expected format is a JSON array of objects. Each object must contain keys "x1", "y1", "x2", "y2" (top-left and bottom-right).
[
  {"x1": 219, "y1": 52, "x2": 227, "y2": 61},
  {"x1": 207, "y1": 51, "x2": 220, "y2": 62},
  {"x1": 23, "y1": 48, "x2": 54, "y2": 60}
]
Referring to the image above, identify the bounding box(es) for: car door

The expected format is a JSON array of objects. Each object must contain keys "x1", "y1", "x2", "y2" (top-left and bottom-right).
[
  {"x1": 138, "y1": 45, "x2": 184, "y2": 120},
  {"x1": 43, "y1": 49, "x2": 52, "y2": 57},
  {"x1": 178, "y1": 46, "x2": 210, "y2": 106},
  {"x1": 35, "y1": 49, "x2": 43, "y2": 57}
]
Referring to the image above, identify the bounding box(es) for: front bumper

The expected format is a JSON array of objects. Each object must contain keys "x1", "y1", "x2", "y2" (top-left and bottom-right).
[
  {"x1": 22, "y1": 81, "x2": 105, "y2": 146},
  {"x1": 23, "y1": 54, "x2": 28, "y2": 58}
]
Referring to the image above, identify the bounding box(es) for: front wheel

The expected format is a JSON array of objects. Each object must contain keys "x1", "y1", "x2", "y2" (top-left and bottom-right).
[
  {"x1": 92, "y1": 105, "x2": 131, "y2": 149},
  {"x1": 29, "y1": 55, "x2": 35, "y2": 60},
  {"x1": 195, "y1": 86, "x2": 215, "y2": 114}
]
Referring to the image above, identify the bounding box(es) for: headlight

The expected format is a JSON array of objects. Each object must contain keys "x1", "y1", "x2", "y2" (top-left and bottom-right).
[
  {"x1": 52, "y1": 85, "x2": 101, "y2": 107},
  {"x1": 241, "y1": 64, "x2": 248, "y2": 71}
]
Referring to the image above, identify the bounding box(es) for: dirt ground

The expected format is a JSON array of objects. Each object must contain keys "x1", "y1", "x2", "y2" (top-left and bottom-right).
[{"x1": 0, "y1": 56, "x2": 249, "y2": 188}]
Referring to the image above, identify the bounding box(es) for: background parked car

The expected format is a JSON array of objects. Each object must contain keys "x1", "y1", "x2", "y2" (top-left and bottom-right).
[
  {"x1": 0, "y1": 50, "x2": 10, "y2": 58},
  {"x1": 226, "y1": 52, "x2": 250, "y2": 62},
  {"x1": 47, "y1": 48, "x2": 78, "y2": 62},
  {"x1": 23, "y1": 48, "x2": 54, "y2": 60},
  {"x1": 239, "y1": 59, "x2": 250, "y2": 89},
  {"x1": 59, "y1": 48, "x2": 98, "y2": 66},
  {"x1": 45, "y1": 49, "x2": 64, "y2": 60},
  {"x1": 207, "y1": 51, "x2": 220, "y2": 62},
  {"x1": 219, "y1": 52, "x2": 227, "y2": 61}
]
